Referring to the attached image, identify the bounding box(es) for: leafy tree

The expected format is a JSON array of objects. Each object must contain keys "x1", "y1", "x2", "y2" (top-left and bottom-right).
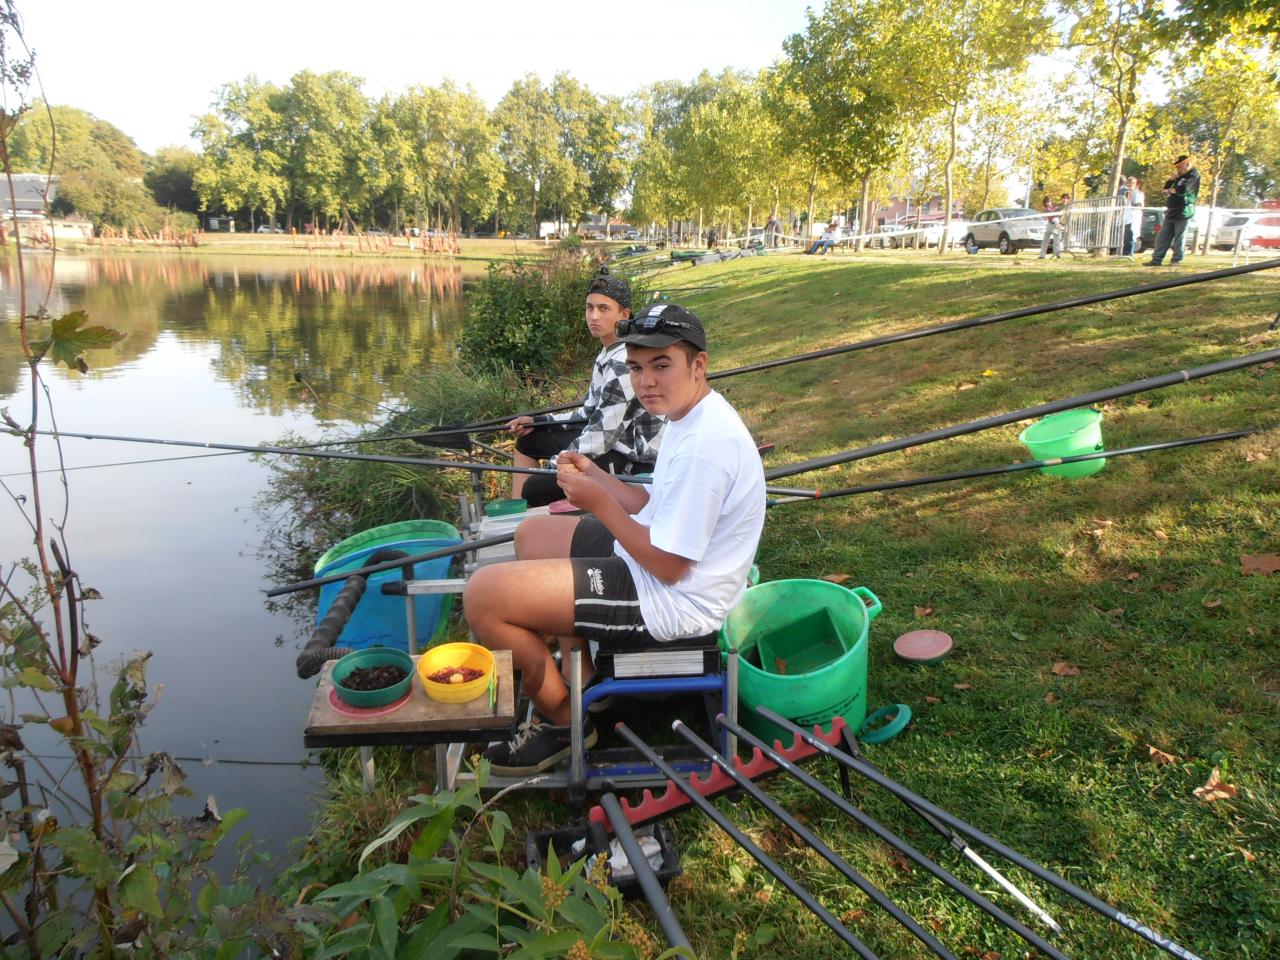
[
  {"x1": 1164, "y1": 0, "x2": 1280, "y2": 52},
  {"x1": 192, "y1": 77, "x2": 289, "y2": 227},
  {"x1": 892, "y1": 0, "x2": 1053, "y2": 252},
  {"x1": 1162, "y1": 43, "x2": 1280, "y2": 251},
  {"x1": 283, "y1": 70, "x2": 377, "y2": 228},
  {"x1": 144, "y1": 145, "x2": 200, "y2": 213},
  {"x1": 1067, "y1": 0, "x2": 1165, "y2": 198},
  {"x1": 778, "y1": 0, "x2": 910, "y2": 249},
  {"x1": 494, "y1": 75, "x2": 571, "y2": 233}
]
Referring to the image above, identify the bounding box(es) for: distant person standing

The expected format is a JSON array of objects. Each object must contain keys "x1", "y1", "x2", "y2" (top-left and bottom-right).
[
  {"x1": 1038, "y1": 194, "x2": 1068, "y2": 259},
  {"x1": 1124, "y1": 176, "x2": 1144, "y2": 258},
  {"x1": 706, "y1": 227, "x2": 718, "y2": 250},
  {"x1": 1146, "y1": 155, "x2": 1200, "y2": 266}
]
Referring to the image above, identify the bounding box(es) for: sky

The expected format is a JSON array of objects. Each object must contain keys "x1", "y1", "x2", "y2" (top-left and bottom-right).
[{"x1": 21, "y1": 0, "x2": 815, "y2": 154}]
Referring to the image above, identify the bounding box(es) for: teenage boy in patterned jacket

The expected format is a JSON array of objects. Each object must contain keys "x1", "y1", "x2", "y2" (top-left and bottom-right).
[
  {"x1": 467, "y1": 303, "x2": 766, "y2": 775},
  {"x1": 508, "y1": 275, "x2": 664, "y2": 507}
]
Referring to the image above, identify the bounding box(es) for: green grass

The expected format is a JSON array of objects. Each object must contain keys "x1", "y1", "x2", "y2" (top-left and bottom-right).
[
  {"x1": 300, "y1": 249, "x2": 1278, "y2": 958},
  {"x1": 605, "y1": 250, "x2": 1278, "y2": 959}
]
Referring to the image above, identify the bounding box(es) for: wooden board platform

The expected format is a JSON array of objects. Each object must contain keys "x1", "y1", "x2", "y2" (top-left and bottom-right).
[{"x1": 304, "y1": 651, "x2": 515, "y2": 748}]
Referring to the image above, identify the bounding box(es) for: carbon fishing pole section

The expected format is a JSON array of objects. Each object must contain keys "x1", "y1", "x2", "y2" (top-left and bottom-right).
[
  {"x1": 762, "y1": 346, "x2": 1280, "y2": 483},
  {"x1": 460, "y1": 257, "x2": 1280, "y2": 432},
  {"x1": 764, "y1": 426, "x2": 1267, "y2": 505}
]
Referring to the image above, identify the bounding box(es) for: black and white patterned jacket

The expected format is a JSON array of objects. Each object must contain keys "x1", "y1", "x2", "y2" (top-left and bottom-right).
[{"x1": 551, "y1": 341, "x2": 664, "y2": 465}]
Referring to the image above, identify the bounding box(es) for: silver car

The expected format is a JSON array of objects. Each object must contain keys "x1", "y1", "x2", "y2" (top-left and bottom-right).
[{"x1": 963, "y1": 208, "x2": 1046, "y2": 255}]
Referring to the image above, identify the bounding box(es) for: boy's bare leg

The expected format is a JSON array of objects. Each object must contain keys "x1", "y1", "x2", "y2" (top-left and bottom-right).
[
  {"x1": 511, "y1": 451, "x2": 538, "y2": 498},
  {"x1": 513, "y1": 517, "x2": 595, "y2": 683},
  {"x1": 463, "y1": 559, "x2": 580, "y2": 724}
]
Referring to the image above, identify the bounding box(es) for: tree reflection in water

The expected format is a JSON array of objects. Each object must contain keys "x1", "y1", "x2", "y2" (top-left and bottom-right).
[{"x1": 0, "y1": 255, "x2": 475, "y2": 419}]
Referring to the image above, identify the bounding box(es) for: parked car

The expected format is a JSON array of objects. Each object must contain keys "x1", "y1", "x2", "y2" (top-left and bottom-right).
[
  {"x1": 899, "y1": 219, "x2": 969, "y2": 249},
  {"x1": 366, "y1": 228, "x2": 388, "y2": 236},
  {"x1": 623, "y1": 228, "x2": 641, "y2": 241},
  {"x1": 255, "y1": 224, "x2": 284, "y2": 234},
  {"x1": 963, "y1": 208, "x2": 1045, "y2": 254},
  {"x1": 871, "y1": 223, "x2": 909, "y2": 248},
  {"x1": 1137, "y1": 208, "x2": 1199, "y2": 254},
  {"x1": 1212, "y1": 211, "x2": 1280, "y2": 250}
]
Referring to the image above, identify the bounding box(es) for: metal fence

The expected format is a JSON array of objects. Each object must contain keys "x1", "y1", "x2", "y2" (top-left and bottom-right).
[{"x1": 1060, "y1": 195, "x2": 1129, "y2": 256}]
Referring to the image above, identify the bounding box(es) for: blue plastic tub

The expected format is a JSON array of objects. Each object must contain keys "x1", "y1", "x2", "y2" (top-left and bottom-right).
[{"x1": 314, "y1": 520, "x2": 461, "y2": 651}]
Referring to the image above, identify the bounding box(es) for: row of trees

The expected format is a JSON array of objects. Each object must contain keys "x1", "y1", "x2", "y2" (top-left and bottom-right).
[{"x1": 9, "y1": 1, "x2": 1280, "y2": 241}]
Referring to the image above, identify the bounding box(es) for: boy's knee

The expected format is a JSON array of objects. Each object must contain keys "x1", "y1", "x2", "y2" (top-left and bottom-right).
[{"x1": 463, "y1": 567, "x2": 503, "y2": 628}]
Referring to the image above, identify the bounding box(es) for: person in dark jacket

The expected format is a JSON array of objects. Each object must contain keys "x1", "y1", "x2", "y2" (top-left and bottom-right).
[{"x1": 1146, "y1": 155, "x2": 1200, "y2": 266}]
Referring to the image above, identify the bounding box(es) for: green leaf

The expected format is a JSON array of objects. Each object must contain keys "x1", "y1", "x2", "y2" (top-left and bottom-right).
[
  {"x1": 119, "y1": 861, "x2": 163, "y2": 919},
  {"x1": 3, "y1": 667, "x2": 57, "y2": 692},
  {"x1": 749, "y1": 924, "x2": 778, "y2": 948},
  {"x1": 197, "y1": 881, "x2": 219, "y2": 918},
  {"x1": 447, "y1": 931, "x2": 503, "y2": 952},
  {"x1": 29, "y1": 311, "x2": 125, "y2": 372},
  {"x1": 408, "y1": 809, "x2": 454, "y2": 862},
  {"x1": 400, "y1": 902, "x2": 450, "y2": 956},
  {"x1": 51, "y1": 827, "x2": 116, "y2": 887},
  {"x1": 556, "y1": 895, "x2": 606, "y2": 936},
  {"x1": 35, "y1": 912, "x2": 75, "y2": 956},
  {"x1": 373, "y1": 895, "x2": 399, "y2": 954},
  {"x1": 523, "y1": 930, "x2": 585, "y2": 957},
  {"x1": 0, "y1": 841, "x2": 16, "y2": 876}
]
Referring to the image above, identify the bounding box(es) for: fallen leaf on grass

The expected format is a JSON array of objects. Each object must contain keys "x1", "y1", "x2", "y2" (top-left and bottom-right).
[
  {"x1": 1147, "y1": 744, "x2": 1177, "y2": 765},
  {"x1": 958, "y1": 382, "x2": 977, "y2": 391},
  {"x1": 840, "y1": 909, "x2": 867, "y2": 924},
  {"x1": 1102, "y1": 607, "x2": 1125, "y2": 617},
  {"x1": 1051, "y1": 661, "x2": 1081, "y2": 676},
  {"x1": 820, "y1": 573, "x2": 852, "y2": 584},
  {"x1": 1044, "y1": 692, "x2": 1059, "y2": 704},
  {"x1": 925, "y1": 696, "x2": 942, "y2": 705},
  {"x1": 953, "y1": 683, "x2": 973, "y2": 691},
  {"x1": 1202, "y1": 597, "x2": 1223, "y2": 609},
  {"x1": 1125, "y1": 572, "x2": 1141, "y2": 581},
  {"x1": 914, "y1": 605, "x2": 934, "y2": 618},
  {"x1": 1240, "y1": 554, "x2": 1280, "y2": 576},
  {"x1": 890, "y1": 851, "x2": 913, "y2": 874},
  {"x1": 1236, "y1": 847, "x2": 1257, "y2": 863},
  {"x1": 1193, "y1": 768, "x2": 1238, "y2": 803},
  {"x1": 981, "y1": 369, "x2": 998, "y2": 377},
  {"x1": 1244, "y1": 450, "x2": 1269, "y2": 462},
  {"x1": 1154, "y1": 530, "x2": 1169, "y2": 542}
]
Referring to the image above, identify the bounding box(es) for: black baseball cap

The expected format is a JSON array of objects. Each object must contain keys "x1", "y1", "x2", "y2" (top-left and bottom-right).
[{"x1": 617, "y1": 302, "x2": 707, "y2": 351}]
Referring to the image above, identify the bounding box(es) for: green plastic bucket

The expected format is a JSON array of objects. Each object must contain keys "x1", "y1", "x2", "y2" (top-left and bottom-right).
[
  {"x1": 719, "y1": 579, "x2": 882, "y2": 746},
  {"x1": 1018, "y1": 408, "x2": 1106, "y2": 478},
  {"x1": 484, "y1": 498, "x2": 527, "y2": 518}
]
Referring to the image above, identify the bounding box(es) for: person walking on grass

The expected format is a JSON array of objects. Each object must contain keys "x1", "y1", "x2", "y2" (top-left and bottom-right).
[
  {"x1": 507, "y1": 274, "x2": 663, "y2": 507},
  {"x1": 1146, "y1": 155, "x2": 1200, "y2": 267},
  {"x1": 468, "y1": 303, "x2": 765, "y2": 775},
  {"x1": 1124, "y1": 176, "x2": 1145, "y2": 258}
]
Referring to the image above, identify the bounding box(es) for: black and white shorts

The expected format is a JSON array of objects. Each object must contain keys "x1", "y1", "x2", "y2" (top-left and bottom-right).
[{"x1": 568, "y1": 519, "x2": 660, "y2": 649}]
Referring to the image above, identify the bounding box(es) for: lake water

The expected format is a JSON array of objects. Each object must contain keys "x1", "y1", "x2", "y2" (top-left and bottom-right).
[{"x1": 0, "y1": 253, "x2": 472, "y2": 858}]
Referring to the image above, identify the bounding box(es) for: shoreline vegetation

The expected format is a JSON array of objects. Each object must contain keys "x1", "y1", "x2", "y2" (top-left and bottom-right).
[{"x1": 268, "y1": 251, "x2": 1278, "y2": 958}]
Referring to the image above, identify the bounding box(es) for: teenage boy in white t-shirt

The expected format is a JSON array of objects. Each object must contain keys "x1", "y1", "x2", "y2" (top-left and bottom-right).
[{"x1": 463, "y1": 303, "x2": 766, "y2": 775}]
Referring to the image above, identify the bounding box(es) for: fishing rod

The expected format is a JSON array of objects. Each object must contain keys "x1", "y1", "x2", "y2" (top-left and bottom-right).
[
  {"x1": 460, "y1": 257, "x2": 1280, "y2": 431},
  {"x1": 764, "y1": 346, "x2": 1280, "y2": 482},
  {"x1": 757, "y1": 707, "x2": 1205, "y2": 960},
  {"x1": 613, "y1": 723, "x2": 882, "y2": 960},
  {"x1": 765, "y1": 426, "x2": 1266, "y2": 504},
  {"x1": 668, "y1": 720, "x2": 958, "y2": 959},
  {"x1": 33, "y1": 430, "x2": 813, "y2": 502},
  {"x1": 716, "y1": 715, "x2": 1071, "y2": 960}
]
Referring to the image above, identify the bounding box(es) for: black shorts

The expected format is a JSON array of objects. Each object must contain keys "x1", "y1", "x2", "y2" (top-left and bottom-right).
[
  {"x1": 568, "y1": 519, "x2": 659, "y2": 648},
  {"x1": 515, "y1": 422, "x2": 580, "y2": 460},
  {"x1": 568, "y1": 519, "x2": 718, "y2": 652}
]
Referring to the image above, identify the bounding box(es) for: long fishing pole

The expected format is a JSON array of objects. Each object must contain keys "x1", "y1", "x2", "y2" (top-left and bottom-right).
[
  {"x1": 669, "y1": 720, "x2": 958, "y2": 960},
  {"x1": 613, "y1": 723, "x2": 882, "y2": 960},
  {"x1": 717, "y1": 715, "x2": 1072, "y2": 960},
  {"x1": 764, "y1": 347, "x2": 1280, "y2": 481},
  {"x1": 765, "y1": 426, "x2": 1265, "y2": 504},
  {"x1": 757, "y1": 707, "x2": 1205, "y2": 960},
  {"x1": 461, "y1": 257, "x2": 1280, "y2": 431},
  {"x1": 33, "y1": 430, "x2": 814, "y2": 501}
]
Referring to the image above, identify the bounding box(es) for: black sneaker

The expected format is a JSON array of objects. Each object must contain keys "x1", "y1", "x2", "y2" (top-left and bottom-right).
[
  {"x1": 1143, "y1": 260, "x2": 1162, "y2": 266},
  {"x1": 483, "y1": 717, "x2": 598, "y2": 775}
]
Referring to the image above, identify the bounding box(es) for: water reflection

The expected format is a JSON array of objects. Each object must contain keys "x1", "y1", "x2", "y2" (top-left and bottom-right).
[{"x1": 0, "y1": 255, "x2": 472, "y2": 418}]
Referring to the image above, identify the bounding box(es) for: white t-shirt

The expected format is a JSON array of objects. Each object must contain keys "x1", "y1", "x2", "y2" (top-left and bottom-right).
[
  {"x1": 1128, "y1": 189, "x2": 1144, "y2": 227},
  {"x1": 615, "y1": 390, "x2": 766, "y2": 641}
]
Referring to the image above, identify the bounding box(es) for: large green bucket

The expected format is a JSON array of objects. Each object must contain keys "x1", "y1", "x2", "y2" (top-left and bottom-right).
[
  {"x1": 719, "y1": 579, "x2": 882, "y2": 746},
  {"x1": 1018, "y1": 408, "x2": 1106, "y2": 478}
]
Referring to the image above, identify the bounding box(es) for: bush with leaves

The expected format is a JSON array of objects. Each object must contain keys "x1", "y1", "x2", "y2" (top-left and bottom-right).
[{"x1": 292, "y1": 764, "x2": 691, "y2": 960}]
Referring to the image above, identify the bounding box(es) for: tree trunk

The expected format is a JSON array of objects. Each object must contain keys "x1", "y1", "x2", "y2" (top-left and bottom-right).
[
  {"x1": 805, "y1": 165, "x2": 818, "y2": 243},
  {"x1": 1107, "y1": 110, "x2": 1131, "y2": 198},
  {"x1": 746, "y1": 202, "x2": 753, "y2": 241},
  {"x1": 1202, "y1": 160, "x2": 1223, "y2": 255},
  {"x1": 939, "y1": 101, "x2": 959, "y2": 256},
  {"x1": 856, "y1": 174, "x2": 871, "y2": 253}
]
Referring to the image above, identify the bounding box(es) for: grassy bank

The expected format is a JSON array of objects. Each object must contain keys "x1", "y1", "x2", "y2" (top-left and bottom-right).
[
  {"x1": 296, "y1": 250, "x2": 1277, "y2": 958},
  {"x1": 487, "y1": 251, "x2": 1277, "y2": 958}
]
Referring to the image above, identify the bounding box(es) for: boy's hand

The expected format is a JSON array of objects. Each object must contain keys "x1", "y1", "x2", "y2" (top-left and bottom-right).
[
  {"x1": 557, "y1": 455, "x2": 608, "y2": 511},
  {"x1": 508, "y1": 415, "x2": 535, "y2": 437},
  {"x1": 558, "y1": 450, "x2": 606, "y2": 481}
]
